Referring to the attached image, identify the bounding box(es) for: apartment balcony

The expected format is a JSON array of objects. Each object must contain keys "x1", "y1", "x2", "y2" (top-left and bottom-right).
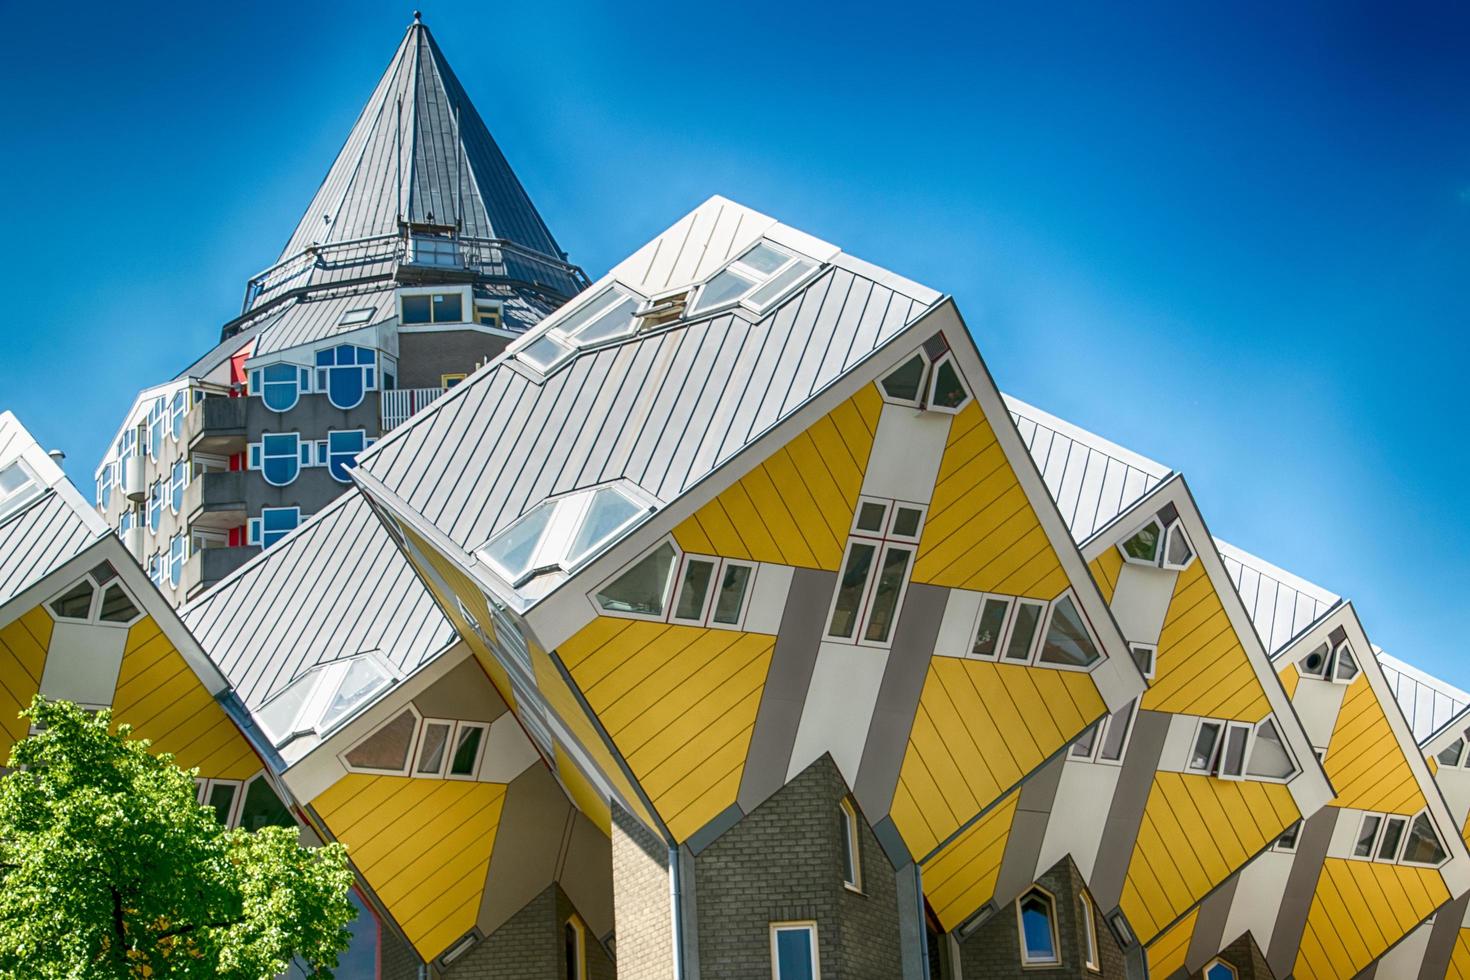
[
  {"x1": 184, "y1": 545, "x2": 257, "y2": 600},
  {"x1": 185, "y1": 395, "x2": 248, "y2": 456},
  {"x1": 184, "y1": 471, "x2": 246, "y2": 531},
  {"x1": 381, "y1": 387, "x2": 446, "y2": 432}
]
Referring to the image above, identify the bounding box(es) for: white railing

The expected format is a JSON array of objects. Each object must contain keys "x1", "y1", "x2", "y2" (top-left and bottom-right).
[{"x1": 380, "y1": 387, "x2": 446, "y2": 432}]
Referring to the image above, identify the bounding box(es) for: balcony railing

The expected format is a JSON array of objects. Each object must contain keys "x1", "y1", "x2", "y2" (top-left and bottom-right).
[{"x1": 381, "y1": 387, "x2": 446, "y2": 433}]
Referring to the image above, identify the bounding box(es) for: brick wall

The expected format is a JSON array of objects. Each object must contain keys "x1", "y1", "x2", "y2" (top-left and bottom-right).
[
  {"x1": 1185, "y1": 932, "x2": 1276, "y2": 980},
  {"x1": 380, "y1": 922, "x2": 421, "y2": 980},
  {"x1": 613, "y1": 803, "x2": 674, "y2": 980},
  {"x1": 690, "y1": 754, "x2": 903, "y2": 979},
  {"x1": 956, "y1": 857, "x2": 1127, "y2": 980},
  {"x1": 440, "y1": 883, "x2": 614, "y2": 980}
]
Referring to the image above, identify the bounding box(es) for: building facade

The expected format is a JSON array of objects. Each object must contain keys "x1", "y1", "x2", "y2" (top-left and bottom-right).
[{"x1": 3, "y1": 15, "x2": 1468, "y2": 980}]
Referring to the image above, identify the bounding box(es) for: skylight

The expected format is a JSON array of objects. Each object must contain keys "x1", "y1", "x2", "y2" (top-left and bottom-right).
[
  {"x1": 479, "y1": 484, "x2": 652, "y2": 588},
  {"x1": 256, "y1": 652, "x2": 394, "y2": 747},
  {"x1": 0, "y1": 459, "x2": 42, "y2": 524},
  {"x1": 516, "y1": 285, "x2": 642, "y2": 373},
  {"x1": 688, "y1": 241, "x2": 818, "y2": 315},
  {"x1": 338, "y1": 307, "x2": 376, "y2": 326}
]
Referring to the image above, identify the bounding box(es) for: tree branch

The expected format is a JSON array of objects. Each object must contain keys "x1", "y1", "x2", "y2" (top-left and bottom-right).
[{"x1": 155, "y1": 917, "x2": 245, "y2": 940}]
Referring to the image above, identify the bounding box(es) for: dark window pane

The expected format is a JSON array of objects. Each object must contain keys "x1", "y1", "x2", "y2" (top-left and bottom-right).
[
  {"x1": 1121, "y1": 521, "x2": 1162, "y2": 562},
  {"x1": 206, "y1": 782, "x2": 238, "y2": 825},
  {"x1": 401, "y1": 295, "x2": 432, "y2": 324},
  {"x1": 828, "y1": 544, "x2": 876, "y2": 639},
  {"x1": 238, "y1": 776, "x2": 295, "y2": 831},
  {"x1": 98, "y1": 584, "x2": 139, "y2": 623},
  {"x1": 49, "y1": 581, "x2": 94, "y2": 619},
  {"x1": 930, "y1": 358, "x2": 968, "y2": 409},
  {"x1": 1401, "y1": 813, "x2": 1448, "y2": 865},
  {"x1": 892, "y1": 506, "x2": 922, "y2": 538},
  {"x1": 863, "y1": 547, "x2": 912, "y2": 643},
  {"x1": 344, "y1": 710, "x2": 417, "y2": 771},
  {"x1": 417, "y1": 722, "x2": 452, "y2": 775},
  {"x1": 1190, "y1": 723, "x2": 1221, "y2": 771},
  {"x1": 1037, "y1": 595, "x2": 1101, "y2": 667},
  {"x1": 1377, "y1": 818, "x2": 1406, "y2": 860},
  {"x1": 432, "y1": 293, "x2": 463, "y2": 322},
  {"x1": 1004, "y1": 603, "x2": 1042, "y2": 661},
  {"x1": 1099, "y1": 701, "x2": 1136, "y2": 761},
  {"x1": 712, "y1": 564, "x2": 752, "y2": 625},
  {"x1": 1354, "y1": 815, "x2": 1382, "y2": 857},
  {"x1": 775, "y1": 928, "x2": 814, "y2": 980},
  {"x1": 972, "y1": 599, "x2": 1009, "y2": 658},
  {"x1": 450, "y1": 725, "x2": 484, "y2": 776},
  {"x1": 856, "y1": 501, "x2": 887, "y2": 533},
  {"x1": 880, "y1": 354, "x2": 926, "y2": 403},
  {"x1": 595, "y1": 543, "x2": 677, "y2": 616}
]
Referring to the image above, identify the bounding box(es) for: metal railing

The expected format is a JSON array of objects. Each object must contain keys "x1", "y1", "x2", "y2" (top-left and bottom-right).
[{"x1": 380, "y1": 387, "x2": 446, "y2": 432}]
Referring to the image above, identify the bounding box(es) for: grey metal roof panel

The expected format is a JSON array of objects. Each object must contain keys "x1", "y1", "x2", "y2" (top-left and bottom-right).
[
  {"x1": 0, "y1": 491, "x2": 100, "y2": 606},
  {"x1": 359, "y1": 261, "x2": 939, "y2": 554},
  {"x1": 180, "y1": 488, "x2": 455, "y2": 712},
  {"x1": 1215, "y1": 540, "x2": 1340, "y2": 656},
  {"x1": 251, "y1": 286, "x2": 399, "y2": 356},
  {"x1": 1378, "y1": 652, "x2": 1470, "y2": 744}
]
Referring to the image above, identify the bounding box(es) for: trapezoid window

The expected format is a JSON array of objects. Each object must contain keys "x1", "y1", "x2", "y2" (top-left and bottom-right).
[
  {"x1": 251, "y1": 433, "x2": 301, "y2": 486},
  {"x1": 483, "y1": 484, "x2": 652, "y2": 589},
  {"x1": 1272, "y1": 820, "x2": 1302, "y2": 853},
  {"x1": 48, "y1": 567, "x2": 141, "y2": 627},
  {"x1": 341, "y1": 708, "x2": 419, "y2": 774},
  {"x1": 49, "y1": 580, "x2": 94, "y2": 620},
  {"x1": 1438, "y1": 736, "x2": 1466, "y2": 768},
  {"x1": 690, "y1": 241, "x2": 818, "y2": 316},
  {"x1": 927, "y1": 354, "x2": 971, "y2": 414},
  {"x1": 327, "y1": 429, "x2": 367, "y2": 483},
  {"x1": 339, "y1": 306, "x2": 376, "y2": 327},
  {"x1": 237, "y1": 773, "x2": 296, "y2": 831},
  {"x1": 316, "y1": 345, "x2": 377, "y2": 409},
  {"x1": 880, "y1": 354, "x2": 927, "y2": 404},
  {"x1": 594, "y1": 541, "x2": 679, "y2": 618},
  {"x1": 876, "y1": 337, "x2": 972, "y2": 413},
  {"x1": 1244, "y1": 717, "x2": 1298, "y2": 779},
  {"x1": 1296, "y1": 639, "x2": 1359, "y2": 685},
  {"x1": 1016, "y1": 887, "x2": 1060, "y2": 966},
  {"x1": 1401, "y1": 812, "x2": 1449, "y2": 866},
  {"x1": 1118, "y1": 513, "x2": 1196, "y2": 572}
]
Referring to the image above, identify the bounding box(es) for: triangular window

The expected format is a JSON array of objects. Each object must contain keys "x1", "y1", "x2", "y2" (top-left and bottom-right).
[
  {"x1": 1036, "y1": 593, "x2": 1101, "y2": 668},
  {"x1": 342, "y1": 709, "x2": 419, "y2": 774},
  {"x1": 594, "y1": 542, "x2": 678, "y2": 618}
]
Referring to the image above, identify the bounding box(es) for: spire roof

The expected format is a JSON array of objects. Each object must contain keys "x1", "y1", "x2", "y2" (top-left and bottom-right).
[{"x1": 276, "y1": 14, "x2": 567, "y2": 264}]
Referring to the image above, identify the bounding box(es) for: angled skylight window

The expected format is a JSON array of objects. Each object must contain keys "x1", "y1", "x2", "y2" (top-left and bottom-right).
[
  {"x1": 479, "y1": 484, "x2": 654, "y2": 588},
  {"x1": 0, "y1": 459, "x2": 42, "y2": 523},
  {"x1": 255, "y1": 652, "x2": 394, "y2": 747},
  {"x1": 516, "y1": 285, "x2": 642, "y2": 373},
  {"x1": 689, "y1": 241, "x2": 818, "y2": 315},
  {"x1": 338, "y1": 307, "x2": 376, "y2": 326}
]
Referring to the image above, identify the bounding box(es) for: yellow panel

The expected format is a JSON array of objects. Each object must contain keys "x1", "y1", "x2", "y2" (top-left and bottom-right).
[
  {"x1": 1146, "y1": 908, "x2": 1197, "y2": 980},
  {"x1": 1141, "y1": 561, "x2": 1271, "y2": 722},
  {"x1": 671, "y1": 387, "x2": 881, "y2": 570},
  {"x1": 1292, "y1": 857, "x2": 1450, "y2": 980},
  {"x1": 313, "y1": 774, "x2": 505, "y2": 960},
  {"x1": 0, "y1": 605, "x2": 51, "y2": 758},
  {"x1": 108, "y1": 616, "x2": 259, "y2": 780},
  {"x1": 559, "y1": 620, "x2": 774, "y2": 843},
  {"x1": 1324, "y1": 674, "x2": 1431, "y2": 815},
  {"x1": 921, "y1": 791, "x2": 1019, "y2": 930},
  {"x1": 556, "y1": 747, "x2": 612, "y2": 837},
  {"x1": 1119, "y1": 771, "x2": 1299, "y2": 946},
  {"x1": 891, "y1": 657, "x2": 1105, "y2": 859},
  {"x1": 1090, "y1": 548, "x2": 1124, "y2": 605},
  {"x1": 1280, "y1": 662, "x2": 1301, "y2": 699},
  {"x1": 1447, "y1": 929, "x2": 1470, "y2": 980}
]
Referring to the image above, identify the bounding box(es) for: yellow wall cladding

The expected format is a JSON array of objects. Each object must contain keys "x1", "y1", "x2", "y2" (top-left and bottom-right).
[
  {"x1": 1090, "y1": 548, "x2": 1124, "y2": 605},
  {"x1": 672, "y1": 385, "x2": 881, "y2": 570},
  {"x1": 313, "y1": 774, "x2": 506, "y2": 960},
  {"x1": 889, "y1": 657, "x2": 1105, "y2": 859},
  {"x1": 1293, "y1": 857, "x2": 1449, "y2": 980},
  {"x1": 1141, "y1": 560, "x2": 1270, "y2": 722},
  {"x1": 1280, "y1": 662, "x2": 1301, "y2": 700},
  {"x1": 0, "y1": 607, "x2": 50, "y2": 760},
  {"x1": 559, "y1": 618, "x2": 774, "y2": 842},
  {"x1": 921, "y1": 790, "x2": 1018, "y2": 930},
  {"x1": 912, "y1": 402, "x2": 1070, "y2": 599},
  {"x1": 1323, "y1": 674, "x2": 1428, "y2": 815},
  {"x1": 109, "y1": 616, "x2": 258, "y2": 780},
  {"x1": 1119, "y1": 771, "x2": 1299, "y2": 944},
  {"x1": 1447, "y1": 929, "x2": 1470, "y2": 980},
  {"x1": 1146, "y1": 907, "x2": 1197, "y2": 979}
]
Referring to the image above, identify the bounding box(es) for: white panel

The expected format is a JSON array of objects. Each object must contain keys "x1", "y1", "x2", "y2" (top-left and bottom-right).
[
  {"x1": 1221, "y1": 850, "x2": 1294, "y2": 956},
  {"x1": 527, "y1": 590, "x2": 599, "y2": 655},
  {"x1": 1110, "y1": 563, "x2": 1177, "y2": 647},
  {"x1": 38, "y1": 622, "x2": 127, "y2": 709},
  {"x1": 1290, "y1": 677, "x2": 1347, "y2": 752},
  {"x1": 478, "y1": 711, "x2": 539, "y2": 782},
  {"x1": 860, "y1": 404, "x2": 951, "y2": 504},
  {"x1": 742, "y1": 563, "x2": 793, "y2": 636},
  {"x1": 1327, "y1": 808, "x2": 1364, "y2": 858},
  {"x1": 1158, "y1": 713, "x2": 1202, "y2": 773},
  {"x1": 787, "y1": 641, "x2": 889, "y2": 786},
  {"x1": 1037, "y1": 761, "x2": 1122, "y2": 880},
  {"x1": 1376, "y1": 920, "x2": 1432, "y2": 977},
  {"x1": 935, "y1": 590, "x2": 982, "y2": 659},
  {"x1": 1438, "y1": 768, "x2": 1470, "y2": 828}
]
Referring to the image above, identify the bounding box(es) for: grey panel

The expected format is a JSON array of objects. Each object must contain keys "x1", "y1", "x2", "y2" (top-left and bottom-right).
[
  {"x1": 411, "y1": 656, "x2": 507, "y2": 723},
  {"x1": 1090, "y1": 709, "x2": 1171, "y2": 910},
  {"x1": 475, "y1": 763, "x2": 572, "y2": 936},
  {"x1": 854, "y1": 584, "x2": 946, "y2": 820},
  {"x1": 0, "y1": 492, "x2": 100, "y2": 605},
  {"x1": 992, "y1": 753, "x2": 1066, "y2": 905},
  {"x1": 1265, "y1": 805, "x2": 1338, "y2": 977},
  {"x1": 683, "y1": 803, "x2": 744, "y2": 856},
  {"x1": 1416, "y1": 892, "x2": 1468, "y2": 980},
  {"x1": 1183, "y1": 872, "x2": 1239, "y2": 972},
  {"x1": 736, "y1": 569, "x2": 835, "y2": 812}
]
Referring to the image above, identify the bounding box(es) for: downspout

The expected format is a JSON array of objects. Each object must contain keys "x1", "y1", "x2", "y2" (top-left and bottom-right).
[{"x1": 669, "y1": 844, "x2": 686, "y2": 980}]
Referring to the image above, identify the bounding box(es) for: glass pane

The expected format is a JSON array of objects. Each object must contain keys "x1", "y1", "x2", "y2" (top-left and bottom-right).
[
  {"x1": 880, "y1": 354, "x2": 926, "y2": 403},
  {"x1": 1165, "y1": 522, "x2": 1194, "y2": 566},
  {"x1": 1099, "y1": 700, "x2": 1136, "y2": 761},
  {"x1": 747, "y1": 258, "x2": 816, "y2": 309},
  {"x1": 320, "y1": 659, "x2": 391, "y2": 731},
  {"x1": 855, "y1": 501, "x2": 887, "y2": 533},
  {"x1": 1276, "y1": 821, "x2": 1301, "y2": 850},
  {"x1": 569, "y1": 293, "x2": 639, "y2": 345},
  {"x1": 828, "y1": 543, "x2": 877, "y2": 639},
  {"x1": 972, "y1": 599, "x2": 1009, "y2": 657},
  {"x1": 432, "y1": 293, "x2": 463, "y2": 322},
  {"x1": 1377, "y1": 818, "x2": 1406, "y2": 860},
  {"x1": 237, "y1": 776, "x2": 295, "y2": 831},
  {"x1": 863, "y1": 547, "x2": 912, "y2": 643},
  {"x1": 1334, "y1": 646, "x2": 1359, "y2": 682},
  {"x1": 929, "y1": 359, "x2": 968, "y2": 410},
  {"x1": 891, "y1": 506, "x2": 922, "y2": 538},
  {"x1": 774, "y1": 928, "x2": 814, "y2": 980},
  {"x1": 1245, "y1": 719, "x2": 1296, "y2": 778},
  {"x1": 1071, "y1": 722, "x2": 1100, "y2": 758},
  {"x1": 712, "y1": 564, "x2": 752, "y2": 625},
  {"x1": 1221, "y1": 725, "x2": 1249, "y2": 776},
  {"x1": 206, "y1": 783, "x2": 238, "y2": 825},
  {"x1": 522, "y1": 335, "x2": 571, "y2": 371},
  {"x1": 1004, "y1": 603, "x2": 1042, "y2": 661},
  {"x1": 566, "y1": 488, "x2": 643, "y2": 565},
  {"x1": 692, "y1": 269, "x2": 756, "y2": 312},
  {"x1": 840, "y1": 807, "x2": 857, "y2": 884},
  {"x1": 1401, "y1": 813, "x2": 1448, "y2": 865},
  {"x1": 595, "y1": 542, "x2": 678, "y2": 616},
  {"x1": 50, "y1": 581, "x2": 94, "y2": 619},
  {"x1": 736, "y1": 241, "x2": 788, "y2": 275},
  {"x1": 328, "y1": 365, "x2": 365, "y2": 409},
  {"x1": 1354, "y1": 815, "x2": 1382, "y2": 857},
  {"x1": 1205, "y1": 964, "x2": 1236, "y2": 980},
  {"x1": 1037, "y1": 595, "x2": 1101, "y2": 667},
  {"x1": 482, "y1": 503, "x2": 556, "y2": 579},
  {"x1": 344, "y1": 710, "x2": 418, "y2": 771},
  {"x1": 416, "y1": 722, "x2": 452, "y2": 774},
  {"x1": 1299, "y1": 643, "x2": 1331, "y2": 677},
  {"x1": 1019, "y1": 895, "x2": 1056, "y2": 961},
  {"x1": 1190, "y1": 723, "x2": 1222, "y2": 771},
  {"x1": 1437, "y1": 739, "x2": 1464, "y2": 767},
  {"x1": 401, "y1": 295, "x2": 432, "y2": 324},
  {"x1": 450, "y1": 725, "x2": 484, "y2": 776},
  {"x1": 1121, "y1": 521, "x2": 1162, "y2": 563},
  {"x1": 565, "y1": 922, "x2": 580, "y2": 980},
  {"x1": 674, "y1": 559, "x2": 716, "y2": 621},
  {"x1": 1130, "y1": 645, "x2": 1154, "y2": 676}
]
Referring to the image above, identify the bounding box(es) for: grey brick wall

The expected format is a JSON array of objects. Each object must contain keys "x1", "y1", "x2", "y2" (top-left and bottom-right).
[
  {"x1": 690, "y1": 754, "x2": 903, "y2": 979},
  {"x1": 613, "y1": 803, "x2": 674, "y2": 980},
  {"x1": 442, "y1": 883, "x2": 613, "y2": 980},
  {"x1": 956, "y1": 858, "x2": 1126, "y2": 980},
  {"x1": 1183, "y1": 932, "x2": 1275, "y2": 980}
]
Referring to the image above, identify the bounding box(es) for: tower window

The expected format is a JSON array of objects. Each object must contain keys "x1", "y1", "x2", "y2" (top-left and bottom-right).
[
  {"x1": 1016, "y1": 887, "x2": 1060, "y2": 966},
  {"x1": 839, "y1": 798, "x2": 862, "y2": 892}
]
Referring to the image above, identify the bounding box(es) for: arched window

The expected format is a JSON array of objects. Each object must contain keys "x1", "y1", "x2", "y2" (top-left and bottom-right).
[
  {"x1": 254, "y1": 433, "x2": 300, "y2": 486},
  {"x1": 1016, "y1": 887, "x2": 1060, "y2": 966},
  {"x1": 316, "y1": 345, "x2": 377, "y2": 410},
  {"x1": 256, "y1": 362, "x2": 303, "y2": 413},
  {"x1": 327, "y1": 430, "x2": 367, "y2": 483}
]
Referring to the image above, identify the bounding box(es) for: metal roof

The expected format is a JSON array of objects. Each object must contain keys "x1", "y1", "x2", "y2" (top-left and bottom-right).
[
  {"x1": 357, "y1": 198, "x2": 942, "y2": 556},
  {"x1": 180, "y1": 488, "x2": 455, "y2": 719},
  {"x1": 251, "y1": 286, "x2": 400, "y2": 357},
  {"x1": 274, "y1": 14, "x2": 566, "y2": 270},
  {"x1": 1379, "y1": 651, "x2": 1470, "y2": 744}
]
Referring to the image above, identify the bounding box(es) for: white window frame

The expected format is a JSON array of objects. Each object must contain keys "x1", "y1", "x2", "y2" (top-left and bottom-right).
[
  {"x1": 1374, "y1": 814, "x2": 1410, "y2": 864},
  {"x1": 878, "y1": 351, "x2": 930, "y2": 408},
  {"x1": 1331, "y1": 641, "x2": 1359, "y2": 684},
  {"x1": 485, "y1": 484, "x2": 655, "y2": 590},
  {"x1": 1160, "y1": 519, "x2": 1196, "y2": 571},
  {"x1": 252, "y1": 433, "x2": 302, "y2": 487},
  {"x1": 45, "y1": 571, "x2": 144, "y2": 629},
  {"x1": 413, "y1": 718, "x2": 456, "y2": 778},
  {"x1": 1244, "y1": 716, "x2": 1299, "y2": 782},
  {"x1": 1016, "y1": 886, "x2": 1061, "y2": 967},
  {"x1": 1080, "y1": 890, "x2": 1101, "y2": 973},
  {"x1": 690, "y1": 240, "x2": 819, "y2": 318},
  {"x1": 769, "y1": 922, "x2": 820, "y2": 980},
  {"x1": 1399, "y1": 809, "x2": 1452, "y2": 868},
  {"x1": 398, "y1": 284, "x2": 471, "y2": 326},
  {"x1": 168, "y1": 533, "x2": 186, "y2": 588},
  {"x1": 444, "y1": 720, "x2": 489, "y2": 781},
  {"x1": 1070, "y1": 699, "x2": 1137, "y2": 766},
  {"x1": 1353, "y1": 812, "x2": 1384, "y2": 858},
  {"x1": 968, "y1": 593, "x2": 1016, "y2": 661},
  {"x1": 315, "y1": 344, "x2": 378, "y2": 410},
  {"x1": 925, "y1": 351, "x2": 973, "y2": 416},
  {"x1": 516, "y1": 284, "x2": 643, "y2": 374},
  {"x1": 340, "y1": 704, "x2": 424, "y2": 777},
  {"x1": 840, "y1": 797, "x2": 862, "y2": 893},
  {"x1": 327, "y1": 429, "x2": 368, "y2": 484},
  {"x1": 197, "y1": 778, "x2": 246, "y2": 829},
  {"x1": 668, "y1": 553, "x2": 759, "y2": 631},
  {"x1": 1000, "y1": 598, "x2": 1048, "y2": 663},
  {"x1": 1271, "y1": 820, "x2": 1302, "y2": 854},
  {"x1": 252, "y1": 362, "x2": 308, "y2": 413},
  {"x1": 1117, "y1": 516, "x2": 1165, "y2": 566},
  {"x1": 1203, "y1": 959, "x2": 1239, "y2": 980},
  {"x1": 1130, "y1": 643, "x2": 1157, "y2": 679},
  {"x1": 1188, "y1": 719, "x2": 1226, "y2": 774},
  {"x1": 1217, "y1": 721, "x2": 1252, "y2": 780},
  {"x1": 1032, "y1": 589, "x2": 1105, "y2": 672},
  {"x1": 249, "y1": 507, "x2": 301, "y2": 549}
]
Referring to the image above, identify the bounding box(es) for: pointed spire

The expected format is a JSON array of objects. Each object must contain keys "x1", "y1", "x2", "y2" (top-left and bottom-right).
[{"x1": 275, "y1": 16, "x2": 567, "y2": 264}]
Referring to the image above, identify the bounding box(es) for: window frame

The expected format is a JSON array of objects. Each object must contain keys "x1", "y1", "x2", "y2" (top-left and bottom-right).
[
  {"x1": 587, "y1": 538, "x2": 683, "y2": 623},
  {"x1": 253, "y1": 361, "x2": 306, "y2": 413},
  {"x1": 197, "y1": 777, "x2": 246, "y2": 829},
  {"x1": 339, "y1": 705, "x2": 424, "y2": 777},
  {"x1": 1117, "y1": 516, "x2": 1165, "y2": 566},
  {"x1": 564, "y1": 916, "x2": 587, "y2": 980},
  {"x1": 486, "y1": 484, "x2": 654, "y2": 590},
  {"x1": 1188, "y1": 719, "x2": 1226, "y2": 774},
  {"x1": 769, "y1": 921, "x2": 820, "y2": 980},
  {"x1": 46, "y1": 568, "x2": 144, "y2": 629},
  {"x1": 1244, "y1": 715, "x2": 1300, "y2": 782},
  {"x1": 1001, "y1": 598, "x2": 1048, "y2": 663},
  {"x1": 515, "y1": 284, "x2": 644, "y2": 373},
  {"x1": 1016, "y1": 886, "x2": 1061, "y2": 967},
  {"x1": 824, "y1": 536, "x2": 919, "y2": 650},
  {"x1": 413, "y1": 718, "x2": 456, "y2": 778},
  {"x1": 248, "y1": 506, "x2": 302, "y2": 549},
  {"x1": 1399, "y1": 810, "x2": 1452, "y2": 868},
  {"x1": 315, "y1": 344, "x2": 378, "y2": 410},
  {"x1": 1161, "y1": 519, "x2": 1196, "y2": 571},
  {"x1": 444, "y1": 720, "x2": 489, "y2": 781},
  {"x1": 1271, "y1": 821, "x2": 1302, "y2": 854},
  {"x1": 168, "y1": 533, "x2": 186, "y2": 588},
  {"x1": 1130, "y1": 643, "x2": 1157, "y2": 679},
  {"x1": 1033, "y1": 589, "x2": 1105, "y2": 671},
  {"x1": 968, "y1": 593, "x2": 1016, "y2": 661},
  {"x1": 1374, "y1": 814, "x2": 1410, "y2": 864},
  {"x1": 839, "y1": 797, "x2": 862, "y2": 893},
  {"x1": 668, "y1": 553, "x2": 758, "y2": 631},
  {"x1": 327, "y1": 429, "x2": 368, "y2": 484},
  {"x1": 1203, "y1": 959, "x2": 1239, "y2": 980},
  {"x1": 1217, "y1": 720, "x2": 1252, "y2": 780},
  {"x1": 925, "y1": 351, "x2": 972, "y2": 415},
  {"x1": 690, "y1": 240, "x2": 819, "y2": 318},
  {"x1": 1080, "y1": 890, "x2": 1101, "y2": 973}
]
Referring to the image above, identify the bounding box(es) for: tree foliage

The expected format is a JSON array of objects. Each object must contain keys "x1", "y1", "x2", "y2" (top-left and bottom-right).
[{"x1": 0, "y1": 698, "x2": 355, "y2": 980}]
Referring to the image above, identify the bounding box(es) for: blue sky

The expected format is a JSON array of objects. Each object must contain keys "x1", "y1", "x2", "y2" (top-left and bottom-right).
[{"x1": 1, "y1": 1, "x2": 1466, "y2": 684}]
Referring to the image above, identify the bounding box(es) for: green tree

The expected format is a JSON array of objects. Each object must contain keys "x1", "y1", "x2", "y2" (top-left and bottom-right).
[{"x1": 0, "y1": 697, "x2": 355, "y2": 979}]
